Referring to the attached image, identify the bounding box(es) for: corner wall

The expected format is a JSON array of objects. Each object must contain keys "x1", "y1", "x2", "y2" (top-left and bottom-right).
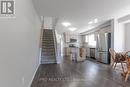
[
  {"x1": 114, "y1": 14, "x2": 130, "y2": 52},
  {"x1": 0, "y1": 0, "x2": 41, "y2": 87},
  {"x1": 125, "y1": 23, "x2": 130, "y2": 50},
  {"x1": 114, "y1": 19, "x2": 125, "y2": 52}
]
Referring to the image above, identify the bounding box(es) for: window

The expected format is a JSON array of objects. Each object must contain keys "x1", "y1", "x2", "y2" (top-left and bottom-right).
[
  {"x1": 88, "y1": 34, "x2": 96, "y2": 47},
  {"x1": 85, "y1": 34, "x2": 96, "y2": 47},
  {"x1": 85, "y1": 35, "x2": 89, "y2": 42}
]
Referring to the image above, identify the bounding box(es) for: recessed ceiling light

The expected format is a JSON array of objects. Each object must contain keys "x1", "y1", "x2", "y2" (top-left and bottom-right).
[
  {"x1": 68, "y1": 27, "x2": 77, "y2": 31},
  {"x1": 94, "y1": 18, "x2": 98, "y2": 23},
  {"x1": 62, "y1": 22, "x2": 71, "y2": 27},
  {"x1": 88, "y1": 21, "x2": 93, "y2": 24}
]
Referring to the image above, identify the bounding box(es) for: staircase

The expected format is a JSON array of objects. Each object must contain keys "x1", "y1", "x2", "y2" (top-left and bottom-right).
[{"x1": 41, "y1": 29, "x2": 57, "y2": 64}]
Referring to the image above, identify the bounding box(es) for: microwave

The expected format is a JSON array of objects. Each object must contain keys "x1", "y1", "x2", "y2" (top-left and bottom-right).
[{"x1": 70, "y1": 38, "x2": 77, "y2": 42}]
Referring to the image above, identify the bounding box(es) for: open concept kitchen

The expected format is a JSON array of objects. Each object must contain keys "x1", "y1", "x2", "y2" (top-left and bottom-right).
[{"x1": 63, "y1": 20, "x2": 111, "y2": 64}]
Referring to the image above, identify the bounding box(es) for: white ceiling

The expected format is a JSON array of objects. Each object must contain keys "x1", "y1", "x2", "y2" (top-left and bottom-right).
[{"x1": 33, "y1": 0, "x2": 130, "y2": 33}]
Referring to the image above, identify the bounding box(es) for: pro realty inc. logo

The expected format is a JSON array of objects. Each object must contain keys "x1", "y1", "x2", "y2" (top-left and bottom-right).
[{"x1": 0, "y1": 0, "x2": 15, "y2": 18}]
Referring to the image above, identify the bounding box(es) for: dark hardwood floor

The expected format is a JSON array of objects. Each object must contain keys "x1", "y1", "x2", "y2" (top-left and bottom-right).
[{"x1": 31, "y1": 58, "x2": 130, "y2": 87}]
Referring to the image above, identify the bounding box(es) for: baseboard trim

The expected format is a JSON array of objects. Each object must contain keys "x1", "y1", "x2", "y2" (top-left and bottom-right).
[{"x1": 28, "y1": 64, "x2": 40, "y2": 87}]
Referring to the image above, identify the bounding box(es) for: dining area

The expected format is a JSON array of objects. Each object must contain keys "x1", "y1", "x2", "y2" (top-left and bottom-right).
[{"x1": 109, "y1": 48, "x2": 130, "y2": 82}]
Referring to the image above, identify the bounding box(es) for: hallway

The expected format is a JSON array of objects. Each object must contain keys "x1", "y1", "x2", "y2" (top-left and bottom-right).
[{"x1": 31, "y1": 59, "x2": 130, "y2": 87}]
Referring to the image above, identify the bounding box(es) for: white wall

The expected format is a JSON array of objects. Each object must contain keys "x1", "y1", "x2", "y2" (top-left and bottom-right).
[
  {"x1": 44, "y1": 17, "x2": 53, "y2": 29},
  {"x1": 114, "y1": 20, "x2": 125, "y2": 52},
  {"x1": 55, "y1": 30, "x2": 63, "y2": 63},
  {"x1": 125, "y1": 23, "x2": 130, "y2": 50},
  {"x1": 114, "y1": 14, "x2": 130, "y2": 52},
  {"x1": 110, "y1": 19, "x2": 114, "y2": 49},
  {"x1": 0, "y1": 0, "x2": 41, "y2": 87}
]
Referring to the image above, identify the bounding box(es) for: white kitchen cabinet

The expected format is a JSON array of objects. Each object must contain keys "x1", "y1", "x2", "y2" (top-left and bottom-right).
[
  {"x1": 64, "y1": 32, "x2": 79, "y2": 42},
  {"x1": 64, "y1": 33, "x2": 70, "y2": 42}
]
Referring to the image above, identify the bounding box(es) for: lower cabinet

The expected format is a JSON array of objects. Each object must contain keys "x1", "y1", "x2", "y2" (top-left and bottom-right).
[{"x1": 90, "y1": 48, "x2": 95, "y2": 59}]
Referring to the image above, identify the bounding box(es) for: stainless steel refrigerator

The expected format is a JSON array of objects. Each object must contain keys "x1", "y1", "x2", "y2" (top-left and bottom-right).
[{"x1": 96, "y1": 33, "x2": 111, "y2": 64}]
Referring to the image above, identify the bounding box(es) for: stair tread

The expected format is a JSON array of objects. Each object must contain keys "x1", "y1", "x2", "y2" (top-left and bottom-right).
[
  {"x1": 42, "y1": 42, "x2": 54, "y2": 43},
  {"x1": 42, "y1": 52, "x2": 55, "y2": 54},
  {"x1": 43, "y1": 35, "x2": 53, "y2": 36},
  {"x1": 42, "y1": 43, "x2": 54, "y2": 44},
  {"x1": 42, "y1": 49, "x2": 55, "y2": 51},
  {"x1": 42, "y1": 39, "x2": 53, "y2": 40},
  {"x1": 42, "y1": 50, "x2": 55, "y2": 52},
  {"x1": 41, "y1": 56, "x2": 55, "y2": 58},
  {"x1": 42, "y1": 53, "x2": 55, "y2": 55},
  {"x1": 42, "y1": 37, "x2": 53, "y2": 38},
  {"x1": 42, "y1": 48, "x2": 55, "y2": 51},
  {"x1": 42, "y1": 46, "x2": 54, "y2": 48},
  {"x1": 42, "y1": 38, "x2": 53, "y2": 40},
  {"x1": 42, "y1": 40, "x2": 54, "y2": 41},
  {"x1": 42, "y1": 47, "x2": 54, "y2": 48},
  {"x1": 42, "y1": 44, "x2": 54, "y2": 46},
  {"x1": 41, "y1": 54, "x2": 55, "y2": 56}
]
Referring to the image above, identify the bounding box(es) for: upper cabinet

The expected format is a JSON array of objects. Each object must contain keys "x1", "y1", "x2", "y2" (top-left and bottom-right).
[
  {"x1": 64, "y1": 33, "x2": 70, "y2": 42},
  {"x1": 64, "y1": 32, "x2": 79, "y2": 43}
]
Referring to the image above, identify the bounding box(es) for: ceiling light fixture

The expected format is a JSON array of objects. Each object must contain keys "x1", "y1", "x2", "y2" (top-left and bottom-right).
[
  {"x1": 88, "y1": 21, "x2": 93, "y2": 24},
  {"x1": 68, "y1": 27, "x2": 77, "y2": 31},
  {"x1": 94, "y1": 18, "x2": 98, "y2": 23},
  {"x1": 62, "y1": 22, "x2": 71, "y2": 27}
]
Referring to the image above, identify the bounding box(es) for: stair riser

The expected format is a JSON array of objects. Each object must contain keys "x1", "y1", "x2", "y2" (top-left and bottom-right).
[
  {"x1": 42, "y1": 47, "x2": 54, "y2": 52},
  {"x1": 41, "y1": 51, "x2": 54, "y2": 53},
  {"x1": 41, "y1": 59, "x2": 56, "y2": 64},
  {"x1": 42, "y1": 51, "x2": 55, "y2": 53},
  {"x1": 43, "y1": 41, "x2": 54, "y2": 45},
  {"x1": 42, "y1": 45, "x2": 54, "y2": 47},
  {"x1": 42, "y1": 53, "x2": 55, "y2": 56},
  {"x1": 42, "y1": 48, "x2": 54, "y2": 50},
  {"x1": 43, "y1": 33, "x2": 53, "y2": 34},
  {"x1": 41, "y1": 56, "x2": 55, "y2": 59},
  {"x1": 42, "y1": 41, "x2": 54, "y2": 43},
  {"x1": 42, "y1": 36, "x2": 53, "y2": 38},
  {"x1": 42, "y1": 49, "x2": 55, "y2": 52},
  {"x1": 42, "y1": 39, "x2": 54, "y2": 41},
  {"x1": 43, "y1": 30, "x2": 52, "y2": 32},
  {"x1": 43, "y1": 33, "x2": 53, "y2": 35},
  {"x1": 43, "y1": 35, "x2": 53, "y2": 37},
  {"x1": 43, "y1": 38, "x2": 53, "y2": 40},
  {"x1": 42, "y1": 43, "x2": 54, "y2": 44},
  {"x1": 41, "y1": 53, "x2": 55, "y2": 55},
  {"x1": 42, "y1": 43, "x2": 54, "y2": 45},
  {"x1": 42, "y1": 38, "x2": 53, "y2": 40}
]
